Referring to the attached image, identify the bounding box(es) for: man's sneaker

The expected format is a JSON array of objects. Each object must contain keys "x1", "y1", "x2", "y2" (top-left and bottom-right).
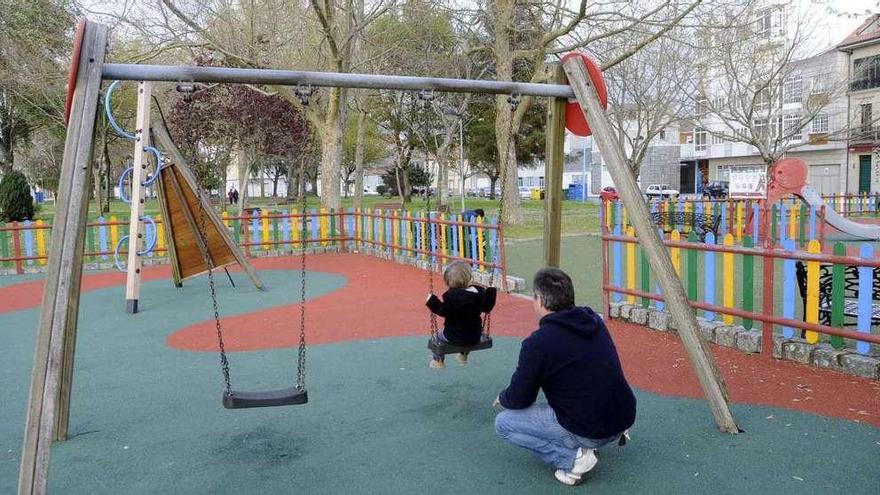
[
  {"x1": 429, "y1": 359, "x2": 445, "y2": 369},
  {"x1": 554, "y1": 469, "x2": 582, "y2": 486},
  {"x1": 571, "y1": 448, "x2": 598, "y2": 475}
]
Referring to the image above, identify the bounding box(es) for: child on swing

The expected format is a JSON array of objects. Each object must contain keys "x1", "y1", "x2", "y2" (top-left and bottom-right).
[{"x1": 426, "y1": 261, "x2": 497, "y2": 369}]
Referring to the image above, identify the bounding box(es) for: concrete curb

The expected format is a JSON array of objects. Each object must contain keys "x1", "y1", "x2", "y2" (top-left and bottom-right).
[{"x1": 608, "y1": 302, "x2": 880, "y2": 380}]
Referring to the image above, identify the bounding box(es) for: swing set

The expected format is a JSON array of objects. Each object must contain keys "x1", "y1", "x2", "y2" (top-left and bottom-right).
[{"x1": 19, "y1": 19, "x2": 739, "y2": 495}]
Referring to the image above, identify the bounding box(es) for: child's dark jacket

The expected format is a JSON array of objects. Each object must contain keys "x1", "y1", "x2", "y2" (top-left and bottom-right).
[{"x1": 426, "y1": 286, "x2": 497, "y2": 345}]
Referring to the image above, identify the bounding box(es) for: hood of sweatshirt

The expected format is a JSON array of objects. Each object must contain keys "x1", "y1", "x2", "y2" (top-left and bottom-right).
[{"x1": 539, "y1": 307, "x2": 602, "y2": 338}]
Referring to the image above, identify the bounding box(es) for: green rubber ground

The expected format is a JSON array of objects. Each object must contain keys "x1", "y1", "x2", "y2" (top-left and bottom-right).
[{"x1": 2, "y1": 269, "x2": 879, "y2": 494}]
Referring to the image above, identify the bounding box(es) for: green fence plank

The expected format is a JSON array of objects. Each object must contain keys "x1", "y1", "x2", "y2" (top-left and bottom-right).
[
  {"x1": 742, "y1": 236, "x2": 754, "y2": 330},
  {"x1": 831, "y1": 242, "x2": 845, "y2": 349},
  {"x1": 272, "y1": 211, "x2": 280, "y2": 250},
  {"x1": 798, "y1": 205, "x2": 807, "y2": 247},
  {"x1": 771, "y1": 204, "x2": 778, "y2": 241},
  {"x1": 687, "y1": 230, "x2": 698, "y2": 301},
  {"x1": 0, "y1": 225, "x2": 9, "y2": 267},
  {"x1": 87, "y1": 223, "x2": 97, "y2": 262},
  {"x1": 232, "y1": 217, "x2": 241, "y2": 244},
  {"x1": 640, "y1": 244, "x2": 650, "y2": 308}
]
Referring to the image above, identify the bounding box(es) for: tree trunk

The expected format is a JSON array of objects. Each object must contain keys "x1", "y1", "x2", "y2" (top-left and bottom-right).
[
  {"x1": 436, "y1": 125, "x2": 454, "y2": 208},
  {"x1": 491, "y1": 0, "x2": 522, "y2": 224},
  {"x1": 318, "y1": 87, "x2": 347, "y2": 210},
  {"x1": 0, "y1": 130, "x2": 13, "y2": 174},
  {"x1": 489, "y1": 176, "x2": 498, "y2": 199},
  {"x1": 237, "y1": 145, "x2": 253, "y2": 215},
  {"x1": 353, "y1": 110, "x2": 366, "y2": 209},
  {"x1": 286, "y1": 154, "x2": 297, "y2": 201}
]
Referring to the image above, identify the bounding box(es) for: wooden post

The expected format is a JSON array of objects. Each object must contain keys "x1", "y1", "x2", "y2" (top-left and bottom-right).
[
  {"x1": 12, "y1": 221, "x2": 24, "y2": 274},
  {"x1": 19, "y1": 21, "x2": 108, "y2": 495},
  {"x1": 155, "y1": 171, "x2": 183, "y2": 287},
  {"x1": 124, "y1": 81, "x2": 152, "y2": 313},
  {"x1": 543, "y1": 63, "x2": 566, "y2": 267},
  {"x1": 563, "y1": 56, "x2": 739, "y2": 434}
]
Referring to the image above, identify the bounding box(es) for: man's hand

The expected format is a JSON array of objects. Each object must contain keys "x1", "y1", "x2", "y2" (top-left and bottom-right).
[
  {"x1": 426, "y1": 293, "x2": 433, "y2": 302},
  {"x1": 492, "y1": 395, "x2": 502, "y2": 409}
]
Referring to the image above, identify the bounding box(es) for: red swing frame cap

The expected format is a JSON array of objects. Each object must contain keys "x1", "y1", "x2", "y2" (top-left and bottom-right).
[
  {"x1": 562, "y1": 53, "x2": 608, "y2": 137},
  {"x1": 64, "y1": 20, "x2": 87, "y2": 127}
]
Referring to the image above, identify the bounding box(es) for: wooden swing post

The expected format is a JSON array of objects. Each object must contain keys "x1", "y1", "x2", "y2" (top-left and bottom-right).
[{"x1": 563, "y1": 56, "x2": 740, "y2": 434}]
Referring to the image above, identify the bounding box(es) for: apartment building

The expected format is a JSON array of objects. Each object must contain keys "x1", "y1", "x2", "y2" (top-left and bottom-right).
[{"x1": 838, "y1": 14, "x2": 880, "y2": 194}]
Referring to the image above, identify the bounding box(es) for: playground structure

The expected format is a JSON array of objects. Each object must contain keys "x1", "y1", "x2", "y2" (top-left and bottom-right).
[
  {"x1": 18, "y1": 19, "x2": 740, "y2": 495},
  {"x1": 102, "y1": 77, "x2": 264, "y2": 313}
]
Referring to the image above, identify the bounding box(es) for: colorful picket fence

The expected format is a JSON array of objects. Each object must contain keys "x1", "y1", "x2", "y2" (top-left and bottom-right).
[
  {"x1": 601, "y1": 200, "x2": 880, "y2": 356},
  {"x1": 604, "y1": 198, "x2": 828, "y2": 248},
  {"x1": 0, "y1": 209, "x2": 506, "y2": 282}
]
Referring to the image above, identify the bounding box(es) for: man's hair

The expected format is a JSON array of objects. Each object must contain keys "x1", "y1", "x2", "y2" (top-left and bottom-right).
[
  {"x1": 474, "y1": 208, "x2": 485, "y2": 217},
  {"x1": 533, "y1": 268, "x2": 575, "y2": 311},
  {"x1": 444, "y1": 261, "x2": 473, "y2": 289}
]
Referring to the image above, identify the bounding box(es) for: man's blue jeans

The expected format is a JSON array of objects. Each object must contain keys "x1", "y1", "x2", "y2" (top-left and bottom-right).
[{"x1": 495, "y1": 403, "x2": 620, "y2": 470}]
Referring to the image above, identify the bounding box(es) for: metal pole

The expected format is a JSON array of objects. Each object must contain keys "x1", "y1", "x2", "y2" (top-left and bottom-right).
[
  {"x1": 459, "y1": 118, "x2": 466, "y2": 212},
  {"x1": 102, "y1": 63, "x2": 575, "y2": 98},
  {"x1": 582, "y1": 138, "x2": 588, "y2": 202}
]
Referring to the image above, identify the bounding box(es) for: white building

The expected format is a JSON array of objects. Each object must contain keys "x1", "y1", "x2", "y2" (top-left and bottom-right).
[{"x1": 679, "y1": 1, "x2": 857, "y2": 195}]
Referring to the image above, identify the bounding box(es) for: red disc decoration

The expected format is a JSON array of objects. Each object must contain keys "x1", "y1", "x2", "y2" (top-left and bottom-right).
[
  {"x1": 562, "y1": 53, "x2": 607, "y2": 137},
  {"x1": 64, "y1": 20, "x2": 87, "y2": 127}
]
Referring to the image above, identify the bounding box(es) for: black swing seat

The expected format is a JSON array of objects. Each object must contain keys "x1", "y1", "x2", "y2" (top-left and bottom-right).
[
  {"x1": 222, "y1": 387, "x2": 308, "y2": 409},
  {"x1": 427, "y1": 335, "x2": 493, "y2": 356}
]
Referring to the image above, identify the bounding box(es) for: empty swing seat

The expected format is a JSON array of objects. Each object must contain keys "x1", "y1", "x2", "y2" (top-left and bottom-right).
[
  {"x1": 427, "y1": 336, "x2": 493, "y2": 356},
  {"x1": 222, "y1": 387, "x2": 308, "y2": 409}
]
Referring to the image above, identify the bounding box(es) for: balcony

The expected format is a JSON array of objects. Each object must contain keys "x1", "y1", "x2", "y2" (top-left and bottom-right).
[{"x1": 850, "y1": 126, "x2": 880, "y2": 143}]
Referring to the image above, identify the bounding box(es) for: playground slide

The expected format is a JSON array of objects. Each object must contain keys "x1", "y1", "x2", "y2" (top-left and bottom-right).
[{"x1": 799, "y1": 185, "x2": 880, "y2": 241}]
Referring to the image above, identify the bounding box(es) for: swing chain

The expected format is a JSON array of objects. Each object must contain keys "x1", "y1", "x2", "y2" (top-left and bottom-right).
[
  {"x1": 183, "y1": 96, "x2": 234, "y2": 396},
  {"x1": 295, "y1": 84, "x2": 314, "y2": 105},
  {"x1": 296, "y1": 146, "x2": 309, "y2": 390},
  {"x1": 507, "y1": 93, "x2": 521, "y2": 111}
]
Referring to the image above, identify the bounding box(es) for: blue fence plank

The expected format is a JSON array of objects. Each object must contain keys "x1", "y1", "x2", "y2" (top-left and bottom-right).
[
  {"x1": 23, "y1": 220, "x2": 34, "y2": 265},
  {"x1": 704, "y1": 232, "x2": 716, "y2": 321},
  {"x1": 779, "y1": 202, "x2": 787, "y2": 244},
  {"x1": 720, "y1": 204, "x2": 728, "y2": 237},
  {"x1": 490, "y1": 217, "x2": 500, "y2": 280},
  {"x1": 281, "y1": 210, "x2": 291, "y2": 251},
  {"x1": 808, "y1": 205, "x2": 816, "y2": 240},
  {"x1": 469, "y1": 216, "x2": 478, "y2": 270},
  {"x1": 782, "y1": 239, "x2": 796, "y2": 338},
  {"x1": 310, "y1": 208, "x2": 319, "y2": 243},
  {"x1": 857, "y1": 244, "x2": 873, "y2": 355},
  {"x1": 752, "y1": 203, "x2": 760, "y2": 240}
]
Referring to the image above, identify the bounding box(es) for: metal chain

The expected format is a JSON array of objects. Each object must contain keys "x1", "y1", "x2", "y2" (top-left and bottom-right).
[
  {"x1": 296, "y1": 142, "x2": 309, "y2": 390},
  {"x1": 481, "y1": 95, "x2": 515, "y2": 337},
  {"x1": 180, "y1": 86, "x2": 233, "y2": 396}
]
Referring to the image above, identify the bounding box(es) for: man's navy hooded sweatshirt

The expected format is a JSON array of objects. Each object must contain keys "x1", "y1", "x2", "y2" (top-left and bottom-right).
[{"x1": 499, "y1": 307, "x2": 636, "y2": 440}]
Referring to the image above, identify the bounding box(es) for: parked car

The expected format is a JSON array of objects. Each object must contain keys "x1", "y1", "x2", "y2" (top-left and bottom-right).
[
  {"x1": 702, "y1": 181, "x2": 729, "y2": 199},
  {"x1": 599, "y1": 186, "x2": 620, "y2": 201},
  {"x1": 518, "y1": 186, "x2": 532, "y2": 199},
  {"x1": 645, "y1": 184, "x2": 679, "y2": 200}
]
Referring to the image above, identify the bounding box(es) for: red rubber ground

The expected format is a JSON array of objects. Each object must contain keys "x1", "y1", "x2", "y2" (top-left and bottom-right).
[{"x1": 2, "y1": 254, "x2": 877, "y2": 427}]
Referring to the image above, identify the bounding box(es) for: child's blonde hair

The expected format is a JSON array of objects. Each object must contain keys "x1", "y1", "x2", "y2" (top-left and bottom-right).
[{"x1": 443, "y1": 261, "x2": 473, "y2": 289}]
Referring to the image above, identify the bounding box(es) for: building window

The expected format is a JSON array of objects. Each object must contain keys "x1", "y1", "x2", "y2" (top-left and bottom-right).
[
  {"x1": 755, "y1": 87, "x2": 770, "y2": 112},
  {"x1": 756, "y1": 9, "x2": 773, "y2": 38},
  {"x1": 694, "y1": 96, "x2": 709, "y2": 116},
  {"x1": 754, "y1": 118, "x2": 768, "y2": 140},
  {"x1": 711, "y1": 134, "x2": 724, "y2": 145},
  {"x1": 659, "y1": 129, "x2": 666, "y2": 140},
  {"x1": 811, "y1": 114, "x2": 829, "y2": 134},
  {"x1": 852, "y1": 55, "x2": 880, "y2": 91},
  {"x1": 810, "y1": 74, "x2": 828, "y2": 94},
  {"x1": 783, "y1": 114, "x2": 802, "y2": 142},
  {"x1": 783, "y1": 77, "x2": 802, "y2": 104},
  {"x1": 695, "y1": 128, "x2": 708, "y2": 152},
  {"x1": 860, "y1": 103, "x2": 873, "y2": 132}
]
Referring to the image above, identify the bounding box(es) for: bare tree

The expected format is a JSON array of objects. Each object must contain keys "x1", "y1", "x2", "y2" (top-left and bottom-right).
[
  {"x1": 603, "y1": 36, "x2": 694, "y2": 177},
  {"x1": 147, "y1": 0, "x2": 394, "y2": 210},
  {"x1": 684, "y1": 3, "x2": 854, "y2": 166},
  {"x1": 462, "y1": 0, "x2": 704, "y2": 223}
]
